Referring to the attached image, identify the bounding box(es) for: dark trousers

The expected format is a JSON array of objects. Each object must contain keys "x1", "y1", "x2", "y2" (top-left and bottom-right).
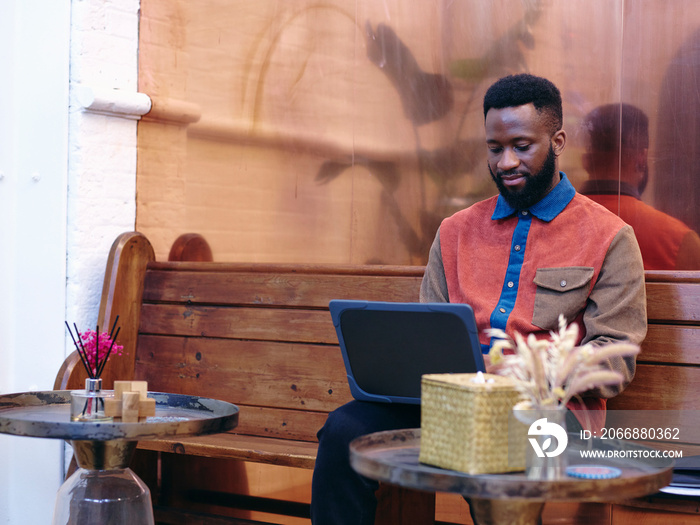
[{"x1": 310, "y1": 400, "x2": 421, "y2": 525}]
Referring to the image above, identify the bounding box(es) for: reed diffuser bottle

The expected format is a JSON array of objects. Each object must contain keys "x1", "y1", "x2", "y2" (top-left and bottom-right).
[
  {"x1": 65, "y1": 319, "x2": 122, "y2": 422},
  {"x1": 70, "y1": 377, "x2": 112, "y2": 422}
]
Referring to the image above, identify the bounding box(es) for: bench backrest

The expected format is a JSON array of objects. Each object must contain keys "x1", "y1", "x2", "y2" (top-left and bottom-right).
[
  {"x1": 608, "y1": 271, "x2": 700, "y2": 411},
  {"x1": 55, "y1": 233, "x2": 700, "y2": 444},
  {"x1": 134, "y1": 260, "x2": 423, "y2": 441}
]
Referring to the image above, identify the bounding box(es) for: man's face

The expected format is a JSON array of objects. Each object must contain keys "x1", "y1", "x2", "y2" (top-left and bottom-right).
[{"x1": 485, "y1": 104, "x2": 566, "y2": 210}]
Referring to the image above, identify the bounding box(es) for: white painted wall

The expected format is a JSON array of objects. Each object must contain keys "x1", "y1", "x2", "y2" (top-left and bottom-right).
[
  {"x1": 66, "y1": 0, "x2": 141, "y2": 330},
  {"x1": 0, "y1": 1, "x2": 140, "y2": 523},
  {"x1": 0, "y1": 2, "x2": 71, "y2": 523}
]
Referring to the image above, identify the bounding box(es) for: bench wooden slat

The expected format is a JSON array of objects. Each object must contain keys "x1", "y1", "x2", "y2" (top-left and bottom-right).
[
  {"x1": 641, "y1": 324, "x2": 700, "y2": 365},
  {"x1": 231, "y1": 406, "x2": 331, "y2": 442},
  {"x1": 134, "y1": 336, "x2": 351, "y2": 413},
  {"x1": 135, "y1": 336, "x2": 348, "y2": 385},
  {"x1": 148, "y1": 261, "x2": 427, "y2": 277},
  {"x1": 646, "y1": 280, "x2": 700, "y2": 323},
  {"x1": 139, "y1": 304, "x2": 339, "y2": 344},
  {"x1": 139, "y1": 433, "x2": 319, "y2": 469},
  {"x1": 136, "y1": 363, "x2": 350, "y2": 416},
  {"x1": 608, "y1": 363, "x2": 700, "y2": 411},
  {"x1": 142, "y1": 266, "x2": 423, "y2": 307}
]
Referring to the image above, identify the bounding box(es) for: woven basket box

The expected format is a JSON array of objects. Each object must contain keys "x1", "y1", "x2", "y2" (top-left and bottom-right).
[{"x1": 419, "y1": 373, "x2": 526, "y2": 474}]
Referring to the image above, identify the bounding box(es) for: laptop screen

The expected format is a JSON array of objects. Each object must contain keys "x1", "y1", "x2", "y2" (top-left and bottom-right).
[{"x1": 329, "y1": 300, "x2": 485, "y2": 404}]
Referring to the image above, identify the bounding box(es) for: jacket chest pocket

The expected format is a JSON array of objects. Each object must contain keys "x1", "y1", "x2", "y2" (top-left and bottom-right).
[{"x1": 532, "y1": 267, "x2": 594, "y2": 330}]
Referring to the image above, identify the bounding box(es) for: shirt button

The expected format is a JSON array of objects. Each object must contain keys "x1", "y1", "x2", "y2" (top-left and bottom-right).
[
  {"x1": 507, "y1": 281, "x2": 514, "y2": 288},
  {"x1": 560, "y1": 280, "x2": 567, "y2": 287},
  {"x1": 499, "y1": 307, "x2": 506, "y2": 313},
  {"x1": 514, "y1": 245, "x2": 521, "y2": 251},
  {"x1": 521, "y1": 210, "x2": 528, "y2": 216}
]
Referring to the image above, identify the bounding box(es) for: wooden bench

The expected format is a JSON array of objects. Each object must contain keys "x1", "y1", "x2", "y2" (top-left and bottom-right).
[
  {"x1": 54, "y1": 231, "x2": 432, "y2": 524},
  {"x1": 54, "y1": 232, "x2": 700, "y2": 525}
]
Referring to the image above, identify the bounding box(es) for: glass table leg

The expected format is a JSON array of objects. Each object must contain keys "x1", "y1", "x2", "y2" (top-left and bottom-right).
[{"x1": 52, "y1": 440, "x2": 154, "y2": 525}]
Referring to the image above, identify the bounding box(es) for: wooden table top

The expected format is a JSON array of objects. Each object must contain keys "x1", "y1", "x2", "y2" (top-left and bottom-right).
[
  {"x1": 350, "y1": 428, "x2": 674, "y2": 502},
  {"x1": 0, "y1": 390, "x2": 238, "y2": 441}
]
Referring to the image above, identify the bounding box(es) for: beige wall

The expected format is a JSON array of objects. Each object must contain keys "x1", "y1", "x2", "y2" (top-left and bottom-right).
[{"x1": 136, "y1": 0, "x2": 700, "y2": 265}]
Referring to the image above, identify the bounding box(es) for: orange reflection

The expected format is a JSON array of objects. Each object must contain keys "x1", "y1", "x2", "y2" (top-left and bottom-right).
[
  {"x1": 654, "y1": 27, "x2": 700, "y2": 237},
  {"x1": 580, "y1": 104, "x2": 700, "y2": 270}
]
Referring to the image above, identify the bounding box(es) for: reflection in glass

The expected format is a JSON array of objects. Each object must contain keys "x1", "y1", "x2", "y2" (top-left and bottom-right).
[
  {"x1": 655, "y1": 27, "x2": 700, "y2": 237},
  {"x1": 135, "y1": 0, "x2": 700, "y2": 271},
  {"x1": 580, "y1": 104, "x2": 700, "y2": 270}
]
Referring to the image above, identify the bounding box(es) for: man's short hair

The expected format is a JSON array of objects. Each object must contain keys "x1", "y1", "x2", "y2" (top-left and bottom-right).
[
  {"x1": 483, "y1": 74, "x2": 563, "y2": 135},
  {"x1": 582, "y1": 103, "x2": 649, "y2": 153}
]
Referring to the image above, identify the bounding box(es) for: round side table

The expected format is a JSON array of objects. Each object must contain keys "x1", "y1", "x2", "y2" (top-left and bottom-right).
[
  {"x1": 350, "y1": 428, "x2": 674, "y2": 525},
  {"x1": 0, "y1": 391, "x2": 238, "y2": 525}
]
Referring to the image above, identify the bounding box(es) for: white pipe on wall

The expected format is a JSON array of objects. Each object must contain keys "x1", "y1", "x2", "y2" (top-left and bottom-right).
[{"x1": 75, "y1": 85, "x2": 152, "y2": 120}]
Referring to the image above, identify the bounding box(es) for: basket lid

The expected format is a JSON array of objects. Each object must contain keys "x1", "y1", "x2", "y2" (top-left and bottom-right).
[{"x1": 421, "y1": 372, "x2": 517, "y2": 391}]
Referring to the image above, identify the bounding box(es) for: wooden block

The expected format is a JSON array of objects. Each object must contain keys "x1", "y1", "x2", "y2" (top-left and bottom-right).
[
  {"x1": 104, "y1": 397, "x2": 122, "y2": 418},
  {"x1": 122, "y1": 391, "x2": 140, "y2": 423},
  {"x1": 139, "y1": 398, "x2": 156, "y2": 417},
  {"x1": 114, "y1": 380, "x2": 133, "y2": 400},
  {"x1": 130, "y1": 381, "x2": 148, "y2": 400}
]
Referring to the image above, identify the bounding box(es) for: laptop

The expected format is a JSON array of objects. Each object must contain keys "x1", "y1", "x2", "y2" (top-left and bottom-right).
[{"x1": 329, "y1": 300, "x2": 485, "y2": 404}]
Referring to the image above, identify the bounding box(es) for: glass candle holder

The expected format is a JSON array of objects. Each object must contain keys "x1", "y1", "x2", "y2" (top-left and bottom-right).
[{"x1": 70, "y1": 378, "x2": 113, "y2": 422}]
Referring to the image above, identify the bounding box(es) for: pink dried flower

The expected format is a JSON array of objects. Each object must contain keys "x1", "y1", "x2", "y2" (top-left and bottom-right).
[{"x1": 79, "y1": 329, "x2": 124, "y2": 377}]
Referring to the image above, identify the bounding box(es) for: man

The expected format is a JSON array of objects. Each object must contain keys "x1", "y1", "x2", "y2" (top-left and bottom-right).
[
  {"x1": 310, "y1": 74, "x2": 646, "y2": 525},
  {"x1": 580, "y1": 103, "x2": 700, "y2": 270}
]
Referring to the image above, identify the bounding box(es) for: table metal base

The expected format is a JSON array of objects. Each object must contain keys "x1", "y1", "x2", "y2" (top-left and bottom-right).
[{"x1": 467, "y1": 497, "x2": 544, "y2": 525}]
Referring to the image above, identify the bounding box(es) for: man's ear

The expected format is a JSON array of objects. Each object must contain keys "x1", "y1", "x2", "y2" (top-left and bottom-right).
[{"x1": 552, "y1": 129, "x2": 567, "y2": 156}]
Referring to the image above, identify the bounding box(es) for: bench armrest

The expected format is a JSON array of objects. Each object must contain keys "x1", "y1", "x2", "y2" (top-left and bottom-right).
[
  {"x1": 53, "y1": 350, "x2": 86, "y2": 390},
  {"x1": 54, "y1": 232, "x2": 156, "y2": 392}
]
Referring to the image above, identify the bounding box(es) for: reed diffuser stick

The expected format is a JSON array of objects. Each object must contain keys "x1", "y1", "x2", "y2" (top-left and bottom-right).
[
  {"x1": 95, "y1": 324, "x2": 100, "y2": 377},
  {"x1": 96, "y1": 326, "x2": 121, "y2": 379},
  {"x1": 65, "y1": 321, "x2": 93, "y2": 379},
  {"x1": 73, "y1": 322, "x2": 93, "y2": 378},
  {"x1": 109, "y1": 315, "x2": 120, "y2": 340}
]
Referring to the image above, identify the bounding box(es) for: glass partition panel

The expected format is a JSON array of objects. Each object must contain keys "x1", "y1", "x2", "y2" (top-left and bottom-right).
[
  {"x1": 136, "y1": 0, "x2": 698, "y2": 270},
  {"x1": 568, "y1": 0, "x2": 700, "y2": 270}
]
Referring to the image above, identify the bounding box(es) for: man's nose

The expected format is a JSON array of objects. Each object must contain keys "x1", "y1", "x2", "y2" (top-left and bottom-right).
[{"x1": 498, "y1": 148, "x2": 520, "y2": 171}]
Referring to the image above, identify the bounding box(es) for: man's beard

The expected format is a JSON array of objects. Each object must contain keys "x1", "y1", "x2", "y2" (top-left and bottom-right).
[{"x1": 489, "y1": 145, "x2": 558, "y2": 210}]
